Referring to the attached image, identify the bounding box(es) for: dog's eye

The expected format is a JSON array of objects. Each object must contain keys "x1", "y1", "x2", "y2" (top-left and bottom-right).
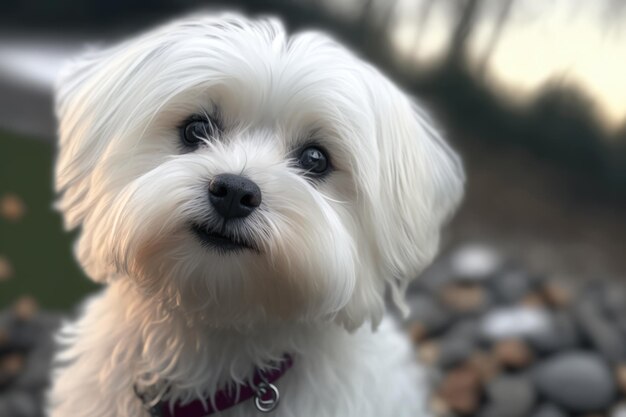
[
  {"x1": 298, "y1": 146, "x2": 330, "y2": 176},
  {"x1": 180, "y1": 117, "x2": 219, "y2": 148}
]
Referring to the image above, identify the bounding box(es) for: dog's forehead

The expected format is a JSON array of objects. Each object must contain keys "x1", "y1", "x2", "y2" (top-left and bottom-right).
[
  {"x1": 145, "y1": 17, "x2": 372, "y2": 122},
  {"x1": 73, "y1": 16, "x2": 379, "y2": 155}
]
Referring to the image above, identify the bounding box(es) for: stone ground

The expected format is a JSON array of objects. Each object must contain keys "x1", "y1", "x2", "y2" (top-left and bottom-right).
[
  {"x1": 0, "y1": 298, "x2": 61, "y2": 417},
  {"x1": 404, "y1": 243, "x2": 626, "y2": 417}
]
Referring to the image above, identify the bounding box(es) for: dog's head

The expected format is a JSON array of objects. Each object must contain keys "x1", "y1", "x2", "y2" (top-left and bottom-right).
[{"x1": 55, "y1": 14, "x2": 463, "y2": 329}]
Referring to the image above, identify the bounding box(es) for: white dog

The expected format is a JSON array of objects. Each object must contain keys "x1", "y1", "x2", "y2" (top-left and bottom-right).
[{"x1": 47, "y1": 12, "x2": 463, "y2": 417}]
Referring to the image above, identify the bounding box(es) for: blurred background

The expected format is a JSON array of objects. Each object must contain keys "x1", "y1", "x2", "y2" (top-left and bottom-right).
[{"x1": 0, "y1": 1, "x2": 625, "y2": 416}]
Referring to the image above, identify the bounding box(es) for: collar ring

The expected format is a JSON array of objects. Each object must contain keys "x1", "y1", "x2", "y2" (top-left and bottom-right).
[{"x1": 254, "y1": 381, "x2": 280, "y2": 413}]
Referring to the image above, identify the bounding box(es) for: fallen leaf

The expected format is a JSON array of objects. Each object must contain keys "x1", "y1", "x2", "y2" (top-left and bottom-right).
[
  {"x1": 0, "y1": 194, "x2": 26, "y2": 221},
  {"x1": 0, "y1": 256, "x2": 13, "y2": 281}
]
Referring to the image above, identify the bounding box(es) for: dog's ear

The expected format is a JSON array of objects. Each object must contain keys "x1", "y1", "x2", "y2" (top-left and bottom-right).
[
  {"x1": 54, "y1": 47, "x2": 113, "y2": 232},
  {"x1": 370, "y1": 78, "x2": 464, "y2": 315},
  {"x1": 53, "y1": 45, "x2": 131, "y2": 283}
]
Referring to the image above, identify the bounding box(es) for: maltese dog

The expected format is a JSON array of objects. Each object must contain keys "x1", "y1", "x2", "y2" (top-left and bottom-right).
[{"x1": 47, "y1": 12, "x2": 463, "y2": 417}]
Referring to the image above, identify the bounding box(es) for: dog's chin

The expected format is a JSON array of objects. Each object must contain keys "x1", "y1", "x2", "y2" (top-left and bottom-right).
[{"x1": 191, "y1": 223, "x2": 258, "y2": 254}]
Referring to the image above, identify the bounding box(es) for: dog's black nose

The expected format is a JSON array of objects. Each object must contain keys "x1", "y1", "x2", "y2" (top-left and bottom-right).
[{"x1": 208, "y1": 174, "x2": 262, "y2": 219}]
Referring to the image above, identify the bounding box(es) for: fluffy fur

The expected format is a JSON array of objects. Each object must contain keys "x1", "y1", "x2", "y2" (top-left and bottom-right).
[{"x1": 47, "y1": 12, "x2": 464, "y2": 417}]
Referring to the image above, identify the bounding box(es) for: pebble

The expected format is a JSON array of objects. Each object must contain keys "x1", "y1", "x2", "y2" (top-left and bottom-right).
[
  {"x1": 467, "y1": 352, "x2": 500, "y2": 383},
  {"x1": 441, "y1": 283, "x2": 489, "y2": 314},
  {"x1": 408, "y1": 321, "x2": 428, "y2": 344},
  {"x1": 438, "y1": 335, "x2": 477, "y2": 370},
  {"x1": 615, "y1": 365, "x2": 626, "y2": 396},
  {"x1": 481, "y1": 375, "x2": 536, "y2": 417},
  {"x1": 0, "y1": 308, "x2": 62, "y2": 417},
  {"x1": 14, "y1": 339, "x2": 55, "y2": 391},
  {"x1": 406, "y1": 294, "x2": 452, "y2": 337},
  {"x1": 0, "y1": 398, "x2": 9, "y2": 416},
  {"x1": 531, "y1": 403, "x2": 568, "y2": 417},
  {"x1": 612, "y1": 403, "x2": 626, "y2": 417},
  {"x1": 430, "y1": 396, "x2": 451, "y2": 417},
  {"x1": 0, "y1": 256, "x2": 13, "y2": 281},
  {"x1": 575, "y1": 297, "x2": 626, "y2": 363},
  {"x1": 418, "y1": 341, "x2": 441, "y2": 365},
  {"x1": 3, "y1": 318, "x2": 41, "y2": 353},
  {"x1": 0, "y1": 353, "x2": 25, "y2": 389},
  {"x1": 14, "y1": 314, "x2": 61, "y2": 392},
  {"x1": 481, "y1": 307, "x2": 550, "y2": 341},
  {"x1": 419, "y1": 261, "x2": 455, "y2": 292},
  {"x1": 450, "y1": 244, "x2": 502, "y2": 281},
  {"x1": 0, "y1": 194, "x2": 26, "y2": 222},
  {"x1": 447, "y1": 318, "x2": 482, "y2": 341},
  {"x1": 541, "y1": 281, "x2": 573, "y2": 308},
  {"x1": 493, "y1": 339, "x2": 534, "y2": 369},
  {"x1": 600, "y1": 283, "x2": 626, "y2": 322},
  {"x1": 437, "y1": 319, "x2": 482, "y2": 358},
  {"x1": 522, "y1": 292, "x2": 547, "y2": 308},
  {"x1": 6, "y1": 390, "x2": 39, "y2": 417},
  {"x1": 14, "y1": 297, "x2": 38, "y2": 322},
  {"x1": 490, "y1": 268, "x2": 533, "y2": 304},
  {"x1": 437, "y1": 365, "x2": 482, "y2": 415},
  {"x1": 533, "y1": 351, "x2": 616, "y2": 413},
  {"x1": 527, "y1": 312, "x2": 580, "y2": 356}
]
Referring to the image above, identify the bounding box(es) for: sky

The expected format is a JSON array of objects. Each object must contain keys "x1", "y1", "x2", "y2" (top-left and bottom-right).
[{"x1": 390, "y1": 0, "x2": 626, "y2": 131}]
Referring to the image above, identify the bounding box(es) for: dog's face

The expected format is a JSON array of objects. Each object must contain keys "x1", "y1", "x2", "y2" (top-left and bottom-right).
[{"x1": 55, "y1": 14, "x2": 463, "y2": 329}]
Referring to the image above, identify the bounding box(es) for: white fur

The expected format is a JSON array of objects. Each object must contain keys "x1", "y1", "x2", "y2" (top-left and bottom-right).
[{"x1": 47, "y1": 12, "x2": 464, "y2": 417}]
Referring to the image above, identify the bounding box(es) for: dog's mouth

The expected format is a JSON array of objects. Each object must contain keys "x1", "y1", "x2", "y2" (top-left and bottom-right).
[{"x1": 191, "y1": 224, "x2": 258, "y2": 254}]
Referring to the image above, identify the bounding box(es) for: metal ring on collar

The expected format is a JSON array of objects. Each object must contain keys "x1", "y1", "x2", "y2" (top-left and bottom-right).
[{"x1": 254, "y1": 381, "x2": 280, "y2": 413}]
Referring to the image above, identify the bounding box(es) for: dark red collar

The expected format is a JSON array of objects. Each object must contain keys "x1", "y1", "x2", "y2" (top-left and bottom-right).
[{"x1": 140, "y1": 355, "x2": 294, "y2": 417}]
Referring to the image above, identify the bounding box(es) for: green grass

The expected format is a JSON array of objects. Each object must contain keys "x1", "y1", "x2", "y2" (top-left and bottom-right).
[{"x1": 0, "y1": 132, "x2": 96, "y2": 311}]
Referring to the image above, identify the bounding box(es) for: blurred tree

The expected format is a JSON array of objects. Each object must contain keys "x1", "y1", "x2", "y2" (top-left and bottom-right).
[
  {"x1": 609, "y1": 124, "x2": 626, "y2": 188},
  {"x1": 414, "y1": 0, "x2": 437, "y2": 49},
  {"x1": 446, "y1": 0, "x2": 482, "y2": 69},
  {"x1": 525, "y1": 83, "x2": 605, "y2": 172},
  {"x1": 476, "y1": 0, "x2": 516, "y2": 77}
]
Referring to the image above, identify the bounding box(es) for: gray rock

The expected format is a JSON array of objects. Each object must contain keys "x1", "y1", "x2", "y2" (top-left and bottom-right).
[
  {"x1": 480, "y1": 375, "x2": 536, "y2": 417},
  {"x1": 616, "y1": 315, "x2": 626, "y2": 339},
  {"x1": 447, "y1": 318, "x2": 481, "y2": 342},
  {"x1": 0, "y1": 396, "x2": 11, "y2": 417},
  {"x1": 481, "y1": 307, "x2": 550, "y2": 341},
  {"x1": 418, "y1": 262, "x2": 455, "y2": 293},
  {"x1": 34, "y1": 313, "x2": 63, "y2": 332},
  {"x1": 9, "y1": 391, "x2": 40, "y2": 417},
  {"x1": 405, "y1": 294, "x2": 452, "y2": 336},
  {"x1": 613, "y1": 403, "x2": 626, "y2": 417},
  {"x1": 14, "y1": 314, "x2": 60, "y2": 391},
  {"x1": 449, "y1": 244, "x2": 503, "y2": 282},
  {"x1": 599, "y1": 283, "x2": 626, "y2": 322},
  {"x1": 0, "y1": 390, "x2": 41, "y2": 417},
  {"x1": 490, "y1": 268, "x2": 533, "y2": 304},
  {"x1": 438, "y1": 335, "x2": 477, "y2": 370},
  {"x1": 14, "y1": 344, "x2": 53, "y2": 391},
  {"x1": 575, "y1": 296, "x2": 626, "y2": 363},
  {"x1": 533, "y1": 351, "x2": 616, "y2": 413},
  {"x1": 0, "y1": 310, "x2": 62, "y2": 417},
  {"x1": 530, "y1": 403, "x2": 568, "y2": 417},
  {"x1": 436, "y1": 319, "x2": 482, "y2": 369},
  {"x1": 527, "y1": 312, "x2": 580, "y2": 355}
]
